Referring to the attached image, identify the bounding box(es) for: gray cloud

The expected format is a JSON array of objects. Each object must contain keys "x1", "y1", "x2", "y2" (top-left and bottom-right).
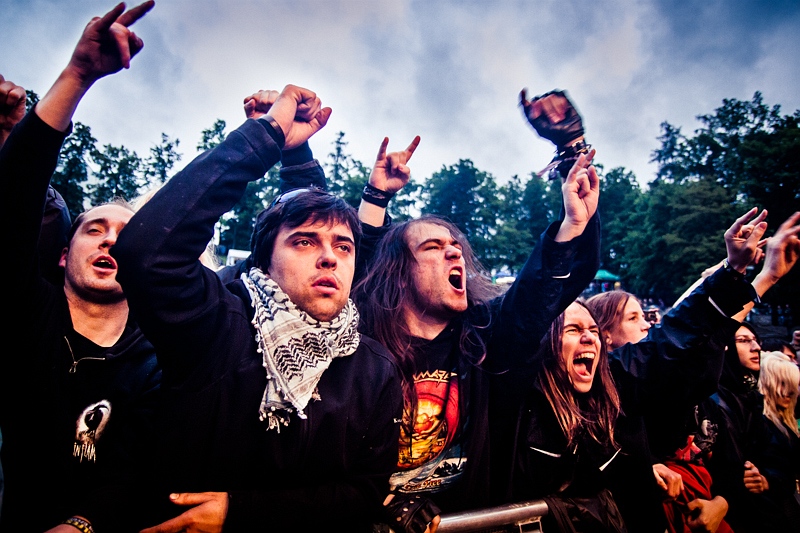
[{"x1": 2, "y1": 0, "x2": 797, "y2": 189}]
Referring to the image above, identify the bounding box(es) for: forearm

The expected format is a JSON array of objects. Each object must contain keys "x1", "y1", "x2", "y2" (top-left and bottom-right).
[
  {"x1": 36, "y1": 67, "x2": 94, "y2": 133},
  {"x1": 113, "y1": 119, "x2": 282, "y2": 320},
  {"x1": 1, "y1": 111, "x2": 71, "y2": 279},
  {"x1": 490, "y1": 213, "x2": 600, "y2": 370},
  {"x1": 354, "y1": 219, "x2": 390, "y2": 287},
  {"x1": 279, "y1": 141, "x2": 327, "y2": 192},
  {"x1": 615, "y1": 268, "x2": 757, "y2": 416},
  {"x1": 358, "y1": 200, "x2": 386, "y2": 228}
]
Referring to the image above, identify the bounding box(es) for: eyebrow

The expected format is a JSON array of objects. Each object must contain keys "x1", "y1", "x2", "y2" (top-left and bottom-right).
[
  {"x1": 82, "y1": 217, "x2": 119, "y2": 229},
  {"x1": 564, "y1": 323, "x2": 599, "y2": 330},
  {"x1": 417, "y1": 237, "x2": 460, "y2": 249},
  {"x1": 286, "y1": 230, "x2": 355, "y2": 245}
]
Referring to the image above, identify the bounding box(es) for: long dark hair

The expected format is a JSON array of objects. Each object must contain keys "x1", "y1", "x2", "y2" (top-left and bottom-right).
[
  {"x1": 536, "y1": 300, "x2": 620, "y2": 447},
  {"x1": 353, "y1": 215, "x2": 502, "y2": 435}
]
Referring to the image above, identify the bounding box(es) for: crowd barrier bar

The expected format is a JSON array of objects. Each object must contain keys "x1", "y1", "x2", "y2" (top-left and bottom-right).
[{"x1": 437, "y1": 499, "x2": 549, "y2": 533}]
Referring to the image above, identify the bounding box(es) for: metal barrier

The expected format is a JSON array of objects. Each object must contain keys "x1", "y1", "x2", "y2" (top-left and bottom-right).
[{"x1": 437, "y1": 499, "x2": 549, "y2": 533}]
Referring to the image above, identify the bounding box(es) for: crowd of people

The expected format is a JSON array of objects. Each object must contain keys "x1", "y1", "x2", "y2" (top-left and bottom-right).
[{"x1": 1, "y1": 2, "x2": 799, "y2": 533}]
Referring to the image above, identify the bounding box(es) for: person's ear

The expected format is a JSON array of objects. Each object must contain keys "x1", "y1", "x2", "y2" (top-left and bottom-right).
[{"x1": 58, "y1": 247, "x2": 69, "y2": 268}]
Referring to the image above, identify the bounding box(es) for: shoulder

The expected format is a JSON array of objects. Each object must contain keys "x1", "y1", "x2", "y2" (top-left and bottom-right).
[{"x1": 356, "y1": 334, "x2": 400, "y2": 369}]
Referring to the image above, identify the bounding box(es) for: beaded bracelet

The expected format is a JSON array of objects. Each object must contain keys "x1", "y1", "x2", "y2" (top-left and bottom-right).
[{"x1": 63, "y1": 516, "x2": 95, "y2": 533}]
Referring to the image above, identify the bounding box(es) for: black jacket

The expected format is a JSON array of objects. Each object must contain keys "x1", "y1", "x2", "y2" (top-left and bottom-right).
[
  {"x1": 113, "y1": 118, "x2": 403, "y2": 531},
  {"x1": 496, "y1": 267, "x2": 757, "y2": 529},
  {"x1": 1, "y1": 110, "x2": 162, "y2": 532}
]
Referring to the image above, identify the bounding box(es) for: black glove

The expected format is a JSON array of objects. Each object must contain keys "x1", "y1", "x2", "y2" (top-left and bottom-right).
[
  {"x1": 522, "y1": 89, "x2": 585, "y2": 151},
  {"x1": 384, "y1": 493, "x2": 441, "y2": 533}
]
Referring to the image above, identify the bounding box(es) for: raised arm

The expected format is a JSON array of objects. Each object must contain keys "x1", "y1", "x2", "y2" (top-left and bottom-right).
[
  {"x1": 554, "y1": 149, "x2": 599, "y2": 242},
  {"x1": 610, "y1": 209, "x2": 771, "y2": 459},
  {"x1": 354, "y1": 135, "x2": 420, "y2": 281},
  {"x1": 357, "y1": 135, "x2": 420, "y2": 227},
  {"x1": 733, "y1": 210, "x2": 800, "y2": 321},
  {"x1": 113, "y1": 83, "x2": 329, "y2": 347},
  {"x1": 2, "y1": 2, "x2": 153, "y2": 289}
]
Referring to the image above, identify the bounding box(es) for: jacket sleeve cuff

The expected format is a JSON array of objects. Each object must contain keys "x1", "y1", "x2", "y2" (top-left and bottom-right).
[
  {"x1": 703, "y1": 267, "x2": 758, "y2": 317},
  {"x1": 280, "y1": 141, "x2": 313, "y2": 166},
  {"x1": 279, "y1": 159, "x2": 327, "y2": 192}
]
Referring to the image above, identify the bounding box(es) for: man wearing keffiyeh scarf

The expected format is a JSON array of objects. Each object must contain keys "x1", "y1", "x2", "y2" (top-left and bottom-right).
[
  {"x1": 244, "y1": 269, "x2": 361, "y2": 431},
  {"x1": 113, "y1": 85, "x2": 403, "y2": 532}
]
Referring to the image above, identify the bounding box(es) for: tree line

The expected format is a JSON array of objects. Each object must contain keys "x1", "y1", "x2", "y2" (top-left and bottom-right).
[{"x1": 30, "y1": 90, "x2": 799, "y2": 317}]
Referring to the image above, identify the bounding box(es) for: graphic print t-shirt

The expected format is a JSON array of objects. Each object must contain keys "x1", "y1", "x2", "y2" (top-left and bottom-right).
[{"x1": 390, "y1": 329, "x2": 467, "y2": 494}]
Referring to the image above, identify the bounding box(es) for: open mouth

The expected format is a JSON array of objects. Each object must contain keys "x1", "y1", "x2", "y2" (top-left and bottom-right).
[
  {"x1": 448, "y1": 268, "x2": 463, "y2": 290},
  {"x1": 93, "y1": 257, "x2": 116, "y2": 269},
  {"x1": 573, "y1": 353, "x2": 596, "y2": 376}
]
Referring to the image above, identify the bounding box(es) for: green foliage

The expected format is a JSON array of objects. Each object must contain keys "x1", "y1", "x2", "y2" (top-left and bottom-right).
[
  {"x1": 89, "y1": 143, "x2": 144, "y2": 205},
  {"x1": 490, "y1": 175, "x2": 537, "y2": 274},
  {"x1": 596, "y1": 167, "x2": 643, "y2": 277},
  {"x1": 51, "y1": 122, "x2": 97, "y2": 219},
  {"x1": 647, "y1": 92, "x2": 800, "y2": 308},
  {"x1": 144, "y1": 133, "x2": 181, "y2": 184},
  {"x1": 324, "y1": 131, "x2": 369, "y2": 208},
  {"x1": 421, "y1": 159, "x2": 503, "y2": 270},
  {"x1": 622, "y1": 178, "x2": 735, "y2": 304},
  {"x1": 217, "y1": 166, "x2": 281, "y2": 252},
  {"x1": 198, "y1": 119, "x2": 227, "y2": 152}
]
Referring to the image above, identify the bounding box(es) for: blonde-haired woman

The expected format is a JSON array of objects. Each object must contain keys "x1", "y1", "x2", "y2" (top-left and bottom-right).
[{"x1": 743, "y1": 351, "x2": 800, "y2": 527}]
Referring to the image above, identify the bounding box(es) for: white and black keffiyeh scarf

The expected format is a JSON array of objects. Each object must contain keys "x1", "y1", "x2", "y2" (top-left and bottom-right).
[{"x1": 243, "y1": 267, "x2": 361, "y2": 432}]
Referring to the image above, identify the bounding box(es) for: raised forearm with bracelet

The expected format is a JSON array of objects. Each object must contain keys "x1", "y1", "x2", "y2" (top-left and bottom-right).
[{"x1": 384, "y1": 493, "x2": 441, "y2": 533}]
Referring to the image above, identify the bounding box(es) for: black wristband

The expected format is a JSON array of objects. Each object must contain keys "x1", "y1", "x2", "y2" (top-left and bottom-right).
[
  {"x1": 558, "y1": 139, "x2": 591, "y2": 159},
  {"x1": 362, "y1": 183, "x2": 394, "y2": 208},
  {"x1": 258, "y1": 115, "x2": 285, "y2": 150}
]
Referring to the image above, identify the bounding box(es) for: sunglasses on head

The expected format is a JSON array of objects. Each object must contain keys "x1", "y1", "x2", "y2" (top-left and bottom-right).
[{"x1": 268, "y1": 187, "x2": 323, "y2": 208}]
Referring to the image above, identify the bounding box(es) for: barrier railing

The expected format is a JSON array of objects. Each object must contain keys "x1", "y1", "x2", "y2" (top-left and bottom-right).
[{"x1": 437, "y1": 499, "x2": 549, "y2": 533}]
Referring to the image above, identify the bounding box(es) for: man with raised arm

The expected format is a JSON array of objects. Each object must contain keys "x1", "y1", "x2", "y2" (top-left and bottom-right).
[
  {"x1": 112, "y1": 85, "x2": 403, "y2": 533},
  {"x1": 353, "y1": 89, "x2": 601, "y2": 533},
  {"x1": 0, "y1": 3, "x2": 161, "y2": 532}
]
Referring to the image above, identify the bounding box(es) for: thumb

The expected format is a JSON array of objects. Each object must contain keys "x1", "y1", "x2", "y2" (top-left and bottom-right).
[
  {"x1": 748, "y1": 221, "x2": 769, "y2": 245},
  {"x1": 744, "y1": 461, "x2": 753, "y2": 470},
  {"x1": 687, "y1": 499, "x2": 701, "y2": 511},
  {"x1": 310, "y1": 107, "x2": 332, "y2": 131}
]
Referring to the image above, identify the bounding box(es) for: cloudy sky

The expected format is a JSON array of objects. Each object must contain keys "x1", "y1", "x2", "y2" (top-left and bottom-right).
[{"x1": 3, "y1": 0, "x2": 799, "y2": 189}]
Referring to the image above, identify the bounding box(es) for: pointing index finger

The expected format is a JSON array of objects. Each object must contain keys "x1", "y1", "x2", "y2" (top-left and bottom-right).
[
  {"x1": 96, "y1": 2, "x2": 127, "y2": 32},
  {"x1": 117, "y1": 0, "x2": 155, "y2": 28}
]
